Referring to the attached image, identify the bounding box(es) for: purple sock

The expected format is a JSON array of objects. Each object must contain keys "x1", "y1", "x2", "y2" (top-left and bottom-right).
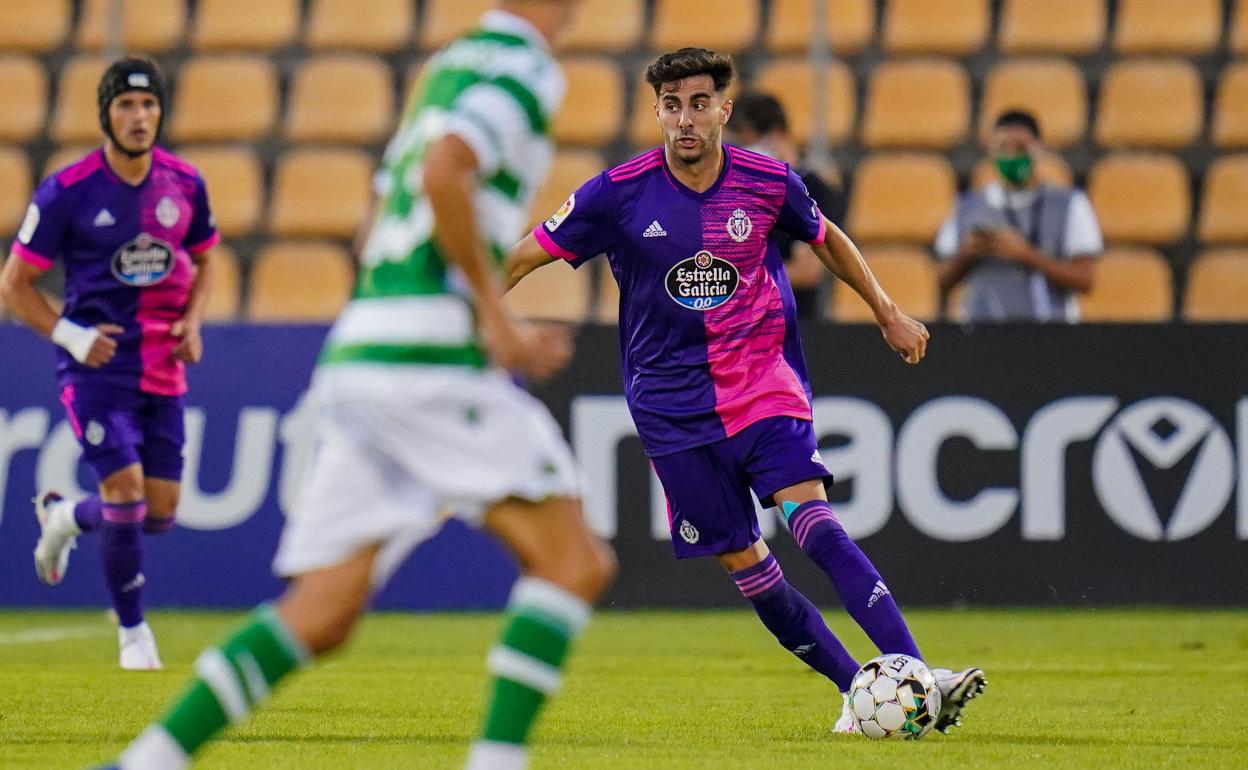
[
  {"x1": 787, "y1": 500, "x2": 921, "y2": 660},
  {"x1": 730, "y1": 553, "x2": 860, "y2": 691},
  {"x1": 100, "y1": 501, "x2": 147, "y2": 628},
  {"x1": 73, "y1": 495, "x2": 103, "y2": 532}
]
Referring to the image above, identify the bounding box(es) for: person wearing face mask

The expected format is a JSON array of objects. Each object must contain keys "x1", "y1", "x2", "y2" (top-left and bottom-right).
[{"x1": 935, "y1": 110, "x2": 1102, "y2": 322}]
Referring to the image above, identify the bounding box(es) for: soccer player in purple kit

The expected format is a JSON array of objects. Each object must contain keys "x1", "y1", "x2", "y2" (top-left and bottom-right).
[
  {"x1": 507, "y1": 48, "x2": 987, "y2": 734},
  {"x1": 0, "y1": 57, "x2": 219, "y2": 670}
]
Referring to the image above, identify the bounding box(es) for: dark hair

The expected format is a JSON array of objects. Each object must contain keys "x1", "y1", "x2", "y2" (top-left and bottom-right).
[
  {"x1": 645, "y1": 47, "x2": 734, "y2": 96},
  {"x1": 994, "y1": 109, "x2": 1041, "y2": 140},
  {"x1": 732, "y1": 92, "x2": 788, "y2": 135}
]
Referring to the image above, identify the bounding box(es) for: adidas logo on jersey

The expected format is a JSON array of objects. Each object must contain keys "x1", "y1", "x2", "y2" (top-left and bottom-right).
[
  {"x1": 867, "y1": 580, "x2": 891, "y2": 608},
  {"x1": 93, "y1": 209, "x2": 116, "y2": 227},
  {"x1": 642, "y1": 220, "x2": 667, "y2": 238}
]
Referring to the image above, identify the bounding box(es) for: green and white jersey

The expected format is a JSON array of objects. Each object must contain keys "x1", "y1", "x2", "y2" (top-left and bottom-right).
[{"x1": 320, "y1": 10, "x2": 564, "y2": 370}]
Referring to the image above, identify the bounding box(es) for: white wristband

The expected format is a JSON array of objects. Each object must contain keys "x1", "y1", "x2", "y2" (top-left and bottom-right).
[{"x1": 51, "y1": 318, "x2": 99, "y2": 364}]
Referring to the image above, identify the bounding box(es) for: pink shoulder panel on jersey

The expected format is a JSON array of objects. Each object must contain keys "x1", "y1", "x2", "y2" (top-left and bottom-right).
[
  {"x1": 54, "y1": 148, "x2": 106, "y2": 188},
  {"x1": 152, "y1": 146, "x2": 200, "y2": 179},
  {"x1": 608, "y1": 148, "x2": 663, "y2": 182}
]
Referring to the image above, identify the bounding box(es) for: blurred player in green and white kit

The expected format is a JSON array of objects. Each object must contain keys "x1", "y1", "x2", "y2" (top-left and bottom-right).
[{"x1": 102, "y1": 3, "x2": 615, "y2": 769}]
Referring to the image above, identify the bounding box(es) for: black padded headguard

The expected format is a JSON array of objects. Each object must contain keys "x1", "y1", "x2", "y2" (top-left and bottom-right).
[{"x1": 97, "y1": 56, "x2": 166, "y2": 158}]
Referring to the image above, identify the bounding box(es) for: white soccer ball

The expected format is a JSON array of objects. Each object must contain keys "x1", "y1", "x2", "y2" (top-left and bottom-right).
[{"x1": 848, "y1": 654, "x2": 942, "y2": 739}]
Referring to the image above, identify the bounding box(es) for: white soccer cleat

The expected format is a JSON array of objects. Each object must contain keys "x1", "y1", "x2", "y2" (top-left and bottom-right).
[
  {"x1": 931, "y1": 667, "x2": 987, "y2": 734},
  {"x1": 832, "y1": 692, "x2": 861, "y2": 735},
  {"x1": 33, "y1": 491, "x2": 78, "y2": 586},
  {"x1": 119, "y1": 622, "x2": 163, "y2": 671}
]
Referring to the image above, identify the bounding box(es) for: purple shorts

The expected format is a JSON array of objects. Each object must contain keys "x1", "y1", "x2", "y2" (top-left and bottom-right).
[
  {"x1": 59, "y1": 382, "x2": 185, "y2": 482},
  {"x1": 651, "y1": 416, "x2": 832, "y2": 559}
]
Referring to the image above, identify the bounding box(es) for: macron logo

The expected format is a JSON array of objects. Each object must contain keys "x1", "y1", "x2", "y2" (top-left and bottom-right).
[
  {"x1": 867, "y1": 580, "x2": 890, "y2": 608},
  {"x1": 93, "y1": 209, "x2": 116, "y2": 227},
  {"x1": 643, "y1": 220, "x2": 667, "y2": 238}
]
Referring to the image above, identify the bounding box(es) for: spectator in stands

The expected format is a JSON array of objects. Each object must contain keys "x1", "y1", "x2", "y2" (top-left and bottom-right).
[
  {"x1": 935, "y1": 110, "x2": 1101, "y2": 322},
  {"x1": 728, "y1": 92, "x2": 846, "y2": 319}
]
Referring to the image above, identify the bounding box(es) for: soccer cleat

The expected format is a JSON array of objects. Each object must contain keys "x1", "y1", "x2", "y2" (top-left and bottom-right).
[
  {"x1": 33, "y1": 491, "x2": 78, "y2": 586},
  {"x1": 931, "y1": 667, "x2": 987, "y2": 734},
  {"x1": 118, "y1": 622, "x2": 163, "y2": 671},
  {"x1": 832, "y1": 692, "x2": 861, "y2": 735}
]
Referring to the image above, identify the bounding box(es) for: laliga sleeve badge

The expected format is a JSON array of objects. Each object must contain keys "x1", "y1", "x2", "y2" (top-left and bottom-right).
[
  {"x1": 545, "y1": 193, "x2": 575, "y2": 232},
  {"x1": 17, "y1": 204, "x2": 40, "y2": 245}
]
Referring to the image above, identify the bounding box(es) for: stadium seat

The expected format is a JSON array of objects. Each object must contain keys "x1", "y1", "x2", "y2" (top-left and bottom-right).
[
  {"x1": 1235, "y1": 0, "x2": 1248, "y2": 56},
  {"x1": 828, "y1": 244, "x2": 938, "y2": 322},
  {"x1": 766, "y1": 0, "x2": 876, "y2": 56},
  {"x1": 420, "y1": 0, "x2": 492, "y2": 49},
  {"x1": 651, "y1": 0, "x2": 759, "y2": 52},
  {"x1": 1184, "y1": 249, "x2": 1248, "y2": 321},
  {"x1": 0, "y1": 57, "x2": 48, "y2": 143},
  {"x1": 285, "y1": 55, "x2": 394, "y2": 145},
  {"x1": 43, "y1": 146, "x2": 96, "y2": 177},
  {"x1": 0, "y1": 0, "x2": 70, "y2": 53},
  {"x1": 553, "y1": 58, "x2": 623, "y2": 147},
  {"x1": 969, "y1": 151, "x2": 1072, "y2": 189},
  {"x1": 1078, "y1": 246, "x2": 1173, "y2": 322},
  {"x1": 1212, "y1": 63, "x2": 1248, "y2": 149},
  {"x1": 628, "y1": 80, "x2": 661, "y2": 148},
  {"x1": 978, "y1": 58, "x2": 1086, "y2": 149},
  {"x1": 191, "y1": 0, "x2": 299, "y2": 51},
  {"x1": 1197, "y1": 155, "x2": 1248, "y2": 244},
  {"x1": 881, "y1": 0, "x2": 989, "y2": 55},
  {"x1": 305, "y1": 0, "x2": 414, "y2": 52},
  {"x1": 529, "y1": 149, "x2": 606, "y2": 228},
  {"x1": 753, "y1": 59, "x2": 855, "y2": 146},
  {"x1": 270, "y1": 148, "x2": 374, "y2": 239},
  {"x1": 0, "y1": 148, "x2": 32, "y2": 237},
  {"x1": 861, "y1": 59, "x2": 969, "y2": 149},
  {"x1": 202, "y1": 242, "x2": 241, "y2": 321},
  {"x1": 1087, "y1": 154, "x2": 1190, "y2": 244},
  {"x1": 999, "y1": 0, "x2": 1105, "y2": 54},
  {"x1": 846, "y1": 153, "x2": 956, "y2": 243},
  {"x1": 52, "y1": 57, "x2": 110, "y2": 144},
  {"x1": 248, "y1": 242, "x2": 354, "y2": 322},
  {"x1": 1095, "y1": 59, "x2": 1202, "y2": 149},
  {"x1": 504, "y1": 262, "x2": 592, "y2": 321},
  {"x1": 1113, "y1": 0, "x2": 1221, "y2": 55},
  {"x1": 594, "y1": 261, "x2": 621, "y2": 323},
  {"x1": 175, "y1": 146, "x2": 262, "y2": 238},
  {"x1": 562, "y1": 0, "x2": 643, "y2": 53},
  {"x1": 75, "y1": 0, "x2": 186, "y2": 53},
  {"x1": 170, "y1": 56, "x2": 278, "y2": 142}
]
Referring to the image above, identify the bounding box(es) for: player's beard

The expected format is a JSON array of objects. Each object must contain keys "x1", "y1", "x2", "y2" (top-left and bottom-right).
[{"x1": 669, "y1": 123, "x2": 721, "y2": 168}]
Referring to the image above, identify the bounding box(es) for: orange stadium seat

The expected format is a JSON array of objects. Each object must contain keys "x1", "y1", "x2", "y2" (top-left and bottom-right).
[
  {"x1": 1079, "y1": 246, "x2": 1173, "y2": 322},
  {"x1": 753, "y1": 59, "x2": 856, "y2": 146},
  {"x1": 978, "y1": 58, "x2": 1086, "y2": 149},
  {"x1": 286, "y1": 55, "x2": 395, "y2": 145},
  {"x1": 305, "y1": 0, "x2": 414, "y2": 52},
  {"x1": 594, "y1": 261, "x2": 621, "y2": 323},
  {"x1": 52, "y1": 57, "x2": 110, "y2": 144},
  {"x1": 270, "y1": 148, "x2": 374, "y2": 239},
  {"x1": 0, "y1": 57, "x2": 48, "y2": 143},
  {"x1": 191, "y1": 0, "x2": 299, "y2": 51},
  {"x1": 43, "y1": 146, "x2": 96, "y2": 177},
  {"x1": 75, "y1": 0, "x2": 186, "y2": 53},
  {"x1": 202, "y1": 242, "x2": 241, "y2": 322},
  {"x1": 969, "y1": 151, "x2": 1072, "y2": 189},
  {"x1": 420, "y1": 0, "x2": 492, "y2": 50},
  {"x1": 828, "y1": 244, "x2": 939, "y2": 322},
  {"x1": 562, "y1": 0, "x2": 643, "y2": 54},
  {"x1": 1197, "y1": 155, "x2": 1248, "y2": 244},
  {"x1": 846, "y1": 153, "x2": 956, "y2": 243},
  {"x1": 766, "y1": 0, "x2": 876, "y2": 56},
  {"x1": 1095, "y1": 59, "x2": 1202, "y2": 149},
  {"x1": 529, "y1": 149, "x2": 606, "y2": 228},
  {"x1": 628, "y1": 79, "x2": 661, "y2": 148},
  {"x1": 1184, "y1": 249, "x2": 1248, "y2": 321},
  {"x1": 175, "y1": 146, "x2": 262, "y2": 238},
  {"x1": 1088, "y1": 154, "x2": 1190, "y2": 245},
  {"x1": 0, "y1": 148, "x2": 32, "y2": 237},
  {"x1": 248, "y1": 242, "x2": 355, "y2": 322},
  {"x1": 998, "y1": 0, "x2": 1105, "y2": 55},
  {"x1": 170, "y1": 56, "x2": 278, "y2": 142},
  {"x1": 504, "y1": 263, "x2": 592, "y2": 321},
  {"x1": 553, "y1": 58, "x2": 623, "y2": 147},
  {"x1": 882, "y1": 0, "x2": 989, "y2": 55},
  {"x1": 651, "y1": 0, "x2": 759, "y2": 52},
  {"x1": 1113, "y1": 0, "x2": 1221, "y2": 55},
  {"x1": 0, "y1": 0, "x2": 71, "y2": 53},
  {"x1": 1235, "y1": 0, "x2": 1248, "y2": 56},
  {"x1": 861, "y1": 58, "x2": 969, "y2": 149},
  {"x1": 1212, "y1": 63, "x2": 1248, "y2": 149}
]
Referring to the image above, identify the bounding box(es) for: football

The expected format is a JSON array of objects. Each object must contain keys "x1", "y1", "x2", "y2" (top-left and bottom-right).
[{"x1": 849, "y1": 654, "x2": 942, "y2": 739}]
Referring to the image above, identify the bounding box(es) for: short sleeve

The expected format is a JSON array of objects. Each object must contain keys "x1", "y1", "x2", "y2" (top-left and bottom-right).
[
  {"x1": 438, "y1": 82, "x2": 538, "y2": 178},
  {"x1": 934, "y1": 214, "x2": 959, "y2": 259},
  {"x1": 774, "y1": 167, "x2": 826, "y2": 244},
  {"x1": 184, "y1": 175, "x2": 219, "y2": 254},
  {"x1": 1063, "y1": 190, "x2": 1103, "y2": 258},
  {"x1": 531, "y1": 172, "x2": 615, "y2": 268},
  {"x1": 11, "y1": 177, "x2": 72, "y2": 270}
]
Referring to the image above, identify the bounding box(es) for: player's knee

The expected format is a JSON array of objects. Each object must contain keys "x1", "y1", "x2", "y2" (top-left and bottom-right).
[
  {"x1": 290, "y1": 605, "x2": 360, "y2": 656},
  {"x1": 556, "y1": 539, "x2": 617, "y2": 601}
]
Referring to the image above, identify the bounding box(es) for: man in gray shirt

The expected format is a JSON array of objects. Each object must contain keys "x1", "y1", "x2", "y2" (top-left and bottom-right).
[{"x1": 935, "y1": 110, "x2": 1102, "y2": 322}]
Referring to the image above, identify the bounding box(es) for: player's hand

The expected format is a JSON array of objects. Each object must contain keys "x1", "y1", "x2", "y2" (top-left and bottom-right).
[
  {"x1": 988, "y1": 228, "x2": 1033, "y2": 264},
  {"x1": 962, "y1": 231, "x2": 993, "y2": 258},
  {"x1": 83, "y1": 323, "x2": 124, "y2": 368},
  {"x1": 171, "y1": 319, "x2": 203, "y2": 364},
  {"x1": 484, "y1": 314, "x2": 574, "y2": 382},
  {"x1": 879, "y1": 311, "x2": 929, "y2": 365}
]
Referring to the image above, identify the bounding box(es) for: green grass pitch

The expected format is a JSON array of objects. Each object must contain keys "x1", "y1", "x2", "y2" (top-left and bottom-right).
[{"x1": 2, "y1": 608, "x2": 1247, "y2": 769}]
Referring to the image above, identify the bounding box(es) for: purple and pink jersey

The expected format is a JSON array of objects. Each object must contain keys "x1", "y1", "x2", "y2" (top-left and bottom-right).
[
  {"x1": 533, "y1": 144, "x2": 827, "y2": 457},
  {"x1": 12, "y1": 146, "x2": 218, "y2": 396}
]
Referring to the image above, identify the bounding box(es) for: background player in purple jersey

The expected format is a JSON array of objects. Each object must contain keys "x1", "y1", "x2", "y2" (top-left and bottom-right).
[
  {"x1": 506, "y1": 48, "x2": 986, "y2": 734},
  {"x1": 0, "y1": 57, "x2": 220, "y2": 670}
]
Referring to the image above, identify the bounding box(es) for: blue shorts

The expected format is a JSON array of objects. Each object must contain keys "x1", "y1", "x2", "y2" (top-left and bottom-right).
[
  {"x1": 59, "y1": 382, "x2": 185, "y2": 482},
  {"x1": 650, "y1": 416, "x2": 832, "y2": 559}
]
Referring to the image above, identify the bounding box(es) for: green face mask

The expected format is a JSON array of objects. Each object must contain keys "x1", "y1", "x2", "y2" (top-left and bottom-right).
[{"x1": 996, "y1": 153, "x2": 1034, "y2": 186}]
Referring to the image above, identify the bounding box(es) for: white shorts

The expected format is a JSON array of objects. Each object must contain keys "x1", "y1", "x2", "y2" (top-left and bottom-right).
[{"x1": 272, "y1": 364, "x2": 580, "y2": 585}]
